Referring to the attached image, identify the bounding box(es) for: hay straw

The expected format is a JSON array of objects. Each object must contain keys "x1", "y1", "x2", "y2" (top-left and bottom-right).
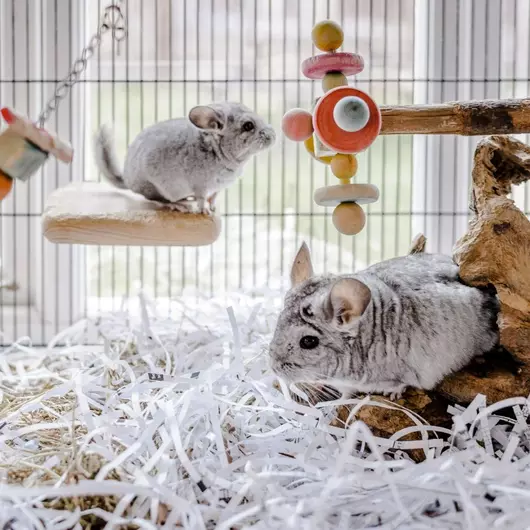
[{"x1": 1, "y1": 290, "x2": 530, "y2": 529}]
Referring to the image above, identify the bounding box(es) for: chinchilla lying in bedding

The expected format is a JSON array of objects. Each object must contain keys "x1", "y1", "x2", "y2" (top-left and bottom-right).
[
  {"x1": 269, "y1": 236, "x2": 522, "y2": 400},
  {"x1": 93, "y1": 101, "x2": 276, "y2": 214}
]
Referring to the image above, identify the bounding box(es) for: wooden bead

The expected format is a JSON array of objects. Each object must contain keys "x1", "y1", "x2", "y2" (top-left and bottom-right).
[
  {"x1": 330, "y1": 153, "x2": 358, "y2": 179},
  {"x1": 311, "y1": 20, "x2": 344, "y2": 52},
  {"x1": 304, "y1": 135, "x2": 333, "y2": 165},
  {"x1": 332, "y1": 202, "x2": 365, "y2": 235},
  {"x1": 0, "y1": 170, "x2": 13, "y2": 201},
  {"x1": 282, "y1": 108, "x2": 314, "y2": 141},
  {"x1": 322, "y1": 72, "x2": 348, "y2": 92}
]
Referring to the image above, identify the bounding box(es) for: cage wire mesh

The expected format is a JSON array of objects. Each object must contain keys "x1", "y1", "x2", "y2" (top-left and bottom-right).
[{"x1": 0, "y1": 0, "x2": 529, "y2": 345}]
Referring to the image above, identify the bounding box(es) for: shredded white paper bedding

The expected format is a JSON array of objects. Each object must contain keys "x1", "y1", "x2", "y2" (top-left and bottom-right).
[{"x1": 1, "y1": 290, "x2": 530, "y2": 530}]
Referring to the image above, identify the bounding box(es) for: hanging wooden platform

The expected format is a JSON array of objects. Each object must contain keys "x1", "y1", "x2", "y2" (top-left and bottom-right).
[{"x1": 42, "y1": 182, "x2": 222, "y2": 246}]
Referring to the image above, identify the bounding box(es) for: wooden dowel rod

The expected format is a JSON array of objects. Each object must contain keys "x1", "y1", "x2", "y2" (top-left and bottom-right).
[{"x1": 379, "y1": 98, "x2": 530, "y2": 135}]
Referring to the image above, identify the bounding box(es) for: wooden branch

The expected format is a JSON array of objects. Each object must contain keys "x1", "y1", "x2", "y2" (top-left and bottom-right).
[{"x1": 380, "y1": 98, "x2": 530, "y2": 136}]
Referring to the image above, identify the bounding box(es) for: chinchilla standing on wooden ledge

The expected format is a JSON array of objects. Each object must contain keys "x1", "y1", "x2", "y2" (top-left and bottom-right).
[
  {"x1": 269, "y1": 236, "x2": 522, "y2": 400},
  {"x1": 93, "y1": 101, "x2": 276, "y2": 215}
]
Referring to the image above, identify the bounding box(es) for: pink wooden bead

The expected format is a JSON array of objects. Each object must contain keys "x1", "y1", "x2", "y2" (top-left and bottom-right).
[{"x1": 282, "y1": 108, "x2": 314, "y2": 141}]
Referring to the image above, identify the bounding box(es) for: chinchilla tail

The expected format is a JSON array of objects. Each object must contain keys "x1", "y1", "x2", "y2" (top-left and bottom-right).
[{"x1": 93, "y1": 125, "x2": 127, "y2": 189}]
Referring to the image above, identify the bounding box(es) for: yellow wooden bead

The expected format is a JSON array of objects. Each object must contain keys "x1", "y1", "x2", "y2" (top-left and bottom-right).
[
  {"x1": 332, "y1": 202, "x2": 365, "y2": 235},
  {"x1": 322, "y1": 72, "x2": 348, "y2": 92},
  {"x1": 330, "y1": 153, "x2": 358, "y2": 179},
  {"x1": 304, "y1": 135, "x2": 333, "y2": 165},
  {"x1": 311, "y1": 20, "x2": 344, "y2": 52}
]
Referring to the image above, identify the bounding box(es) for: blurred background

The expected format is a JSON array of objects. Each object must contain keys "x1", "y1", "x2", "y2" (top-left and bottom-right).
[{"x1": 1, "y1": 0, "x2": 529, "y2": 344}]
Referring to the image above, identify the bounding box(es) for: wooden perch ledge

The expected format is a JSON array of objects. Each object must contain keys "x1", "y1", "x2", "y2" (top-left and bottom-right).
[{"x1": 380, "y1": 98, "x2": 530, "y2": 136}]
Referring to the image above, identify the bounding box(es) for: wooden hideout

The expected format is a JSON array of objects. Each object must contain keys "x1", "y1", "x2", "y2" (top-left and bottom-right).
[{"x1": 42, "y1": 97, "x2": 530, "y2": 247}]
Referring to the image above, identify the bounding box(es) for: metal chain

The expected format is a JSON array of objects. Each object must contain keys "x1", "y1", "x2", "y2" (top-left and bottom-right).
[{"x1": 36, "y1": 2, "x2": 127, "y2": 127}]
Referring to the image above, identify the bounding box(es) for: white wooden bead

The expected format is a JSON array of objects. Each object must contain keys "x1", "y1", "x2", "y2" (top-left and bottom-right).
[
  {"x1": 333, "y1": 96, "x2": 370, "y2": 132},
  {"x1": 313, "y1": 183, "x2": 379, "y2": 207}
]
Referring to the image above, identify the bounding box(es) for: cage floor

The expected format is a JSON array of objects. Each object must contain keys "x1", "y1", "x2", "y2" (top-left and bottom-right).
[{"x1": 0, "y1": 290, "x2": 529, "y2": 529}]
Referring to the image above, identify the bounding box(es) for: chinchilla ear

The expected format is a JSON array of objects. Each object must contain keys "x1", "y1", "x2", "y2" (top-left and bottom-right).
[
  {"x1": 290, "y1": 242, "x2": 314, "y2": 287},
  {"x1": 188, "y1": 105, "x2": 225, "y2": 130},
  {"x1": 325, "y1": 278, "x2": 371, "y2": 327}
]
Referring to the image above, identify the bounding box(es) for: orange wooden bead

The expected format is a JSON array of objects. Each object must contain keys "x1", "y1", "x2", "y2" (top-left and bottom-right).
[
  {"x1": 0, "y1": 170, "x2": 13, "y2": 201},
  {"x1": 330, "y1": 153, "x2": 358, "y2": 179}
]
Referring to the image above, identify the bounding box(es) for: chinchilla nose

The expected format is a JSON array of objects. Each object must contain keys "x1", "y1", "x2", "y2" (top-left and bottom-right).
[{"x1": 260, "y1": 126, "x2": 276, "y2": 146}]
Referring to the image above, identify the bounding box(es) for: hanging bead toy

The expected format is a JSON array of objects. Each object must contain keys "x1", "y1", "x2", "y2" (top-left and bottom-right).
[
  {"x1": 282, "y1": 19, "x2": 381, "y2": 235},
  {"x1": 0, "y1": 2, "x2": 126, "y2": 202}
]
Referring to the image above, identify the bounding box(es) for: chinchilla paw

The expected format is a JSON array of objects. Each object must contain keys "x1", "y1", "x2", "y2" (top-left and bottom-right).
[
  {"x1": 196, "y1": 198, "x2": 214, "y2": 215},
  {"x1": 166, "y1": 200, "x2": 198, "y2": 213}
]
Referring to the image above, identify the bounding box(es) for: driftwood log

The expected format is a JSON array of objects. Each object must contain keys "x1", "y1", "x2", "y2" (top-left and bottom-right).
[
  {"x1": 321, "y1": 135, "x2": 530, "y2": 453},
  {"x1": 380, "y1": 99, "x2": 530, "y2": 136}
]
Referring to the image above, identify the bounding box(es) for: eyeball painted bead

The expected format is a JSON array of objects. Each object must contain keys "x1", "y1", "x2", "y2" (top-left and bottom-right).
[
  {"x1": 313, "y1": 86, "x2": 381, "y2": 153},
  {"x1": 282, "y1": 108, "x2": 314, "y2": 142},
  {"x1": 322, "y1": 72, "x2": 348, "y2": 92},
  {"x1": 311, "y1": 20, "x2": 344, "y2": 52},
  {"x1": 332, "y1": 202, "x2": 366, "y2": 235},
  {"x1": 330, "y1": 153, "x2": 358, "y2": 179},
  {"x1": 333, "y1": 96, "x2": 370, "y2": 132}
]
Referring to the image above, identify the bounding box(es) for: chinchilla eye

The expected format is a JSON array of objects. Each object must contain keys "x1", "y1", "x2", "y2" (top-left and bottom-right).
[
  {"x1": 302, "y1": 306, "x2": 313, "y2": 318},
  {"x1": 242, "y1": 121, "x2": 255, "y2": 132},
  {"x1": 300, "y1": 336, "x2": 319, "y2": 349}
]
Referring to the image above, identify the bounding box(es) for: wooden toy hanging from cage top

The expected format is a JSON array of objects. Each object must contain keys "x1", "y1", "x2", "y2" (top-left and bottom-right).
[
  {"x1": 0, "y1": 2, "x2": 127, "y2": 203},
  {"x1": 282, "y1": 19, "x2": 381, "y2": 236}
]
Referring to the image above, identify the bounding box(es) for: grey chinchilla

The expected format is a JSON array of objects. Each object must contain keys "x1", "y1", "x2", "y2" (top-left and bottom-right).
[
  {"x1": 268, "y1": 237, "x2": 519, "y2": 400},
  {"x1": 93, "y1": 101, "x2": 276, "y2": 214}
]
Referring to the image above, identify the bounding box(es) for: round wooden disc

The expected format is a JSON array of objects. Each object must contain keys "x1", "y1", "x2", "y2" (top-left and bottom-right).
[
  {"x1": 313, "y1": 86, "x2": 381, "y2": 153},
  {"x1": 313, "y1": 183, "x2": 379, "y2": 207},
  {"x1": 301, "y1": 52, "x2": 364, "y2": 79}
]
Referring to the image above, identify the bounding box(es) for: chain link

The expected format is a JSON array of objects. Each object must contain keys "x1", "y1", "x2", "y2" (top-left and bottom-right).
[{"x1": 36, "y1": 2, "x2": 127, "y2": 127}]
